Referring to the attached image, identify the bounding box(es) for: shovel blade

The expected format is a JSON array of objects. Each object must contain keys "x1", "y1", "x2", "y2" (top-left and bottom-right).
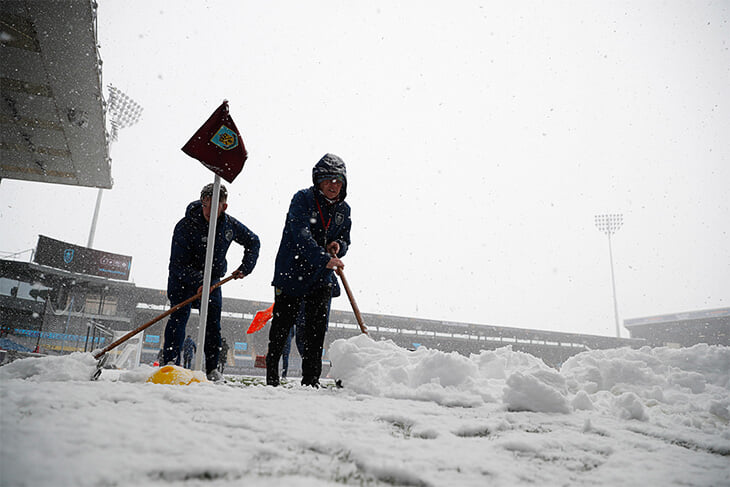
[
  {"x1": 247, "y1": 304, "x2": 274, "y2": 334},
  {"x1": 147, "y1": 365, "x2": 207, "y2": 385}
]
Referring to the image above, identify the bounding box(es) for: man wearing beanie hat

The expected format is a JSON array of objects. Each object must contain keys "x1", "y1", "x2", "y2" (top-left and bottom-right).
[
  {"x1": 267, "y1": 153, "x2": 352, "y2": 387},
  {"x1": 162, "y1": 183, "x2": 260, "y2": 381}
]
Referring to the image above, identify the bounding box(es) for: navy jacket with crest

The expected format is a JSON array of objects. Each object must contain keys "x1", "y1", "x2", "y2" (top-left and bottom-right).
[
  {"x1": 167, "y1": 200, "x2": 260, "y2": 301},
  {"x1": 272, "y1": 187, "x2": 351, "y2": 296}
]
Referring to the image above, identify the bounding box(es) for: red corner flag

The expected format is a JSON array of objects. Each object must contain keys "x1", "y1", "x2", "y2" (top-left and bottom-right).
[{"x1": 181, "y1": 100, "x2": 247, "y2": 183}]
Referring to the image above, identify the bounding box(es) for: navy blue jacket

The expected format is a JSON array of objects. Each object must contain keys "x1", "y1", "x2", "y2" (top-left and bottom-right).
[
  {"x1": 168, "y1": 200, "x2": 260, "y2": 298},
  {"x1": 272, "y1": 187, "x2": 351, "y2": 296}
]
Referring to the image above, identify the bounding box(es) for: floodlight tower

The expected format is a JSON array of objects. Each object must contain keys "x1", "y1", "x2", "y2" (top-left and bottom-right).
[
  {"x1": 87, "y1": 85, "x2": 143, "y2": 248},
  {"x1": 106, "y1": 85, "x2": 144, "y2": 143},
  {"x1": 595, "y1": 213, "x2": 624, "y2": 338}
]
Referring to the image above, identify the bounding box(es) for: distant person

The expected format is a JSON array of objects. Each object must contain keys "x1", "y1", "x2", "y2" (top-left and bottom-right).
[
  {"x1": 182, "y1": 335, "x2": 196, "y2": 369},
  {"x1": 162, "y1": 183, "x2": 260, "y2": 381},
  {"x1": 218, "y1": 338, "x2": 229, "y2": 374},
  {"x1": 281, "y1": 326, "x2": 297, "y2": 379},
  {"x1": 266, "y1": 154, "x2": 351, "y2": 387},
  {"x1": 281, "y1": 304, "x2": 306, "y2": 379}
]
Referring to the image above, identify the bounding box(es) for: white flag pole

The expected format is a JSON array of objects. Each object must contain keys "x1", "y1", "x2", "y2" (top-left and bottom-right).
[{"x1": 194, "y1": 175, "x2": 221, "y2": 372}]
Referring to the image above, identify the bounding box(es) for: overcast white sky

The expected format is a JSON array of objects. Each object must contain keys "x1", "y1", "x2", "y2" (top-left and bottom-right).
[{"x1": 1, "y1": 1, "x2": 728, "y2": 338}]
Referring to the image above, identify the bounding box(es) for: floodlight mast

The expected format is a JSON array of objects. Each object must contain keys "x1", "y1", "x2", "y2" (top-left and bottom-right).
[
  {"x1": 87, "y1": 86, "x2": 143, "y2": 248},
  {"x1": 595, "y1": 213, "x2": 624, "y2": 338}
]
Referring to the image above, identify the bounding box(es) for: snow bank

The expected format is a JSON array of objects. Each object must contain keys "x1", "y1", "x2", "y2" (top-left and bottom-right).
[
  {"x1": 0, "y1": 352, "x2": 98, "y2": 382},
  {"x1": 330, "y1": 336, "x2": 730, "y2": 423},
  {"x1": 3, "y1": 338, "x2": 728, "y2": 430},
  {"x1": 330, "y1": 335, "x2": 569, "y2": 411},
  {"x1": 3, "y1": 338, "x2": 728, "y2": 428}
]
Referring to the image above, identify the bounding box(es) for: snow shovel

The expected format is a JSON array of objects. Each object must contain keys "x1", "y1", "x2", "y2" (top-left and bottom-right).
[
  {"x1": 246, "y1": 304, "x2": 273, "y2": 334},
  {"x1": 91, "y1": 274, "x2": 237, "y2": 379},
  {"x1": 147, "y1": 364, "x2": 207, "y2": 385},
  {"x1": 246, "y1": 258, "x2": 368, "y2": 335}
]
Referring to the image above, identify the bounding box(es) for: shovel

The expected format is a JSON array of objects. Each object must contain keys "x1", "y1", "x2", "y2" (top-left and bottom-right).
[
  {"x1": 246, "y1": 304, "x2": 273, "y2": 334},
  {"x1": 91, "y1": 274, "x2": 236, "y2": 379},
  {"x1": 331, "y1": 253, "x2": 368, "y2": 335},
  {"x1": 246, "y1": 257, "x2": 368, "y2": 336}
]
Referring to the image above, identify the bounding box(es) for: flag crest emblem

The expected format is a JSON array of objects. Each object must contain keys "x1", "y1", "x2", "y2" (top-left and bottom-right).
[
  {"x1": 211, "y1": 126, "x2": 239, "y2": 150},
  {"x1": 181, "y1": 101, "x2": 248, "y2": 183}
]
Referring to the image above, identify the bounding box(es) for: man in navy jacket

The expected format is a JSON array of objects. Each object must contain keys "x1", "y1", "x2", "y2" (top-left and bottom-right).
[
  {"x1": 162, "y1": 183, "x2": 259, "y2": 380},
  {"x1": 266, "y1": 153, "x2": 351, "y2": 387}
]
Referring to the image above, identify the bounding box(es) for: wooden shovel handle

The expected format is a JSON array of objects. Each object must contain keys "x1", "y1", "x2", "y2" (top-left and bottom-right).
[
  {"x1": 93, "y1": 274, "x2": 236, "y2": 359},
  {"x1": 331, "y1": 253, "x2": 367, "y2": 335}
]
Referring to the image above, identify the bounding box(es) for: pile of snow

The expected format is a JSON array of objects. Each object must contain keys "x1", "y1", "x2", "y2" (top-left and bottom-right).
[
  {"x1": 1, "y1": 336, "x2": 728, "y2": 486},
  {"x1": 0, "y1": 351, "x2": 99, "y2": 382},
  {"x1": 330, "y1": 335, "x2": 730, "y2": 421}
]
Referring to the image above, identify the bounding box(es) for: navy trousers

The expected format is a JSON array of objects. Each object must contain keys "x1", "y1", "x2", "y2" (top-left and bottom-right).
[
  {"x1": 266, "y1": 286, "x2": 331, "y2": 383},
  {"x1": 163, "y1": 285, "x2": 222, "y2": 375}
]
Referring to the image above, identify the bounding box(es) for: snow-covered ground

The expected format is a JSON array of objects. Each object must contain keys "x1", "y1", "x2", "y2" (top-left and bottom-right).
[{"x1": 1, "y1": 336, "x2": 728, "y2": 486}]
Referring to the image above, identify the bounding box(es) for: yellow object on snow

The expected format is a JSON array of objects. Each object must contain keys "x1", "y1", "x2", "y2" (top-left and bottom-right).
[{"x1": 146, "y1": 365, "x2": 208, "y2": 385}]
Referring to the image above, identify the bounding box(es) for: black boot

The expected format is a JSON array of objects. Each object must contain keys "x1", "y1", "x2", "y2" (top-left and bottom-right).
[
  {"x1": 265, "y1": 354, "x2": 279, "y2": 387},
  {"x1": 301, "y1": 376, "x2": 320, "y2": 388}
]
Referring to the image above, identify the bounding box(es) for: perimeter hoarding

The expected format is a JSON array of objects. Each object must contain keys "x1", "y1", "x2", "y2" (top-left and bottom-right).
[{"x1": 34, "y1": 235, "x2": 132, "y2": 280}]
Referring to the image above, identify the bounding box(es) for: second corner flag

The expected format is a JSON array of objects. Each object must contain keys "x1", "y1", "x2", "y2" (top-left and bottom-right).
[{"x1": 181, "y1": 100, "x2": 247, "y2": 183}]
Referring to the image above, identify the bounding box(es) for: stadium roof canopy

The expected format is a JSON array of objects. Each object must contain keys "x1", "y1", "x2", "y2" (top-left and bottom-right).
[
  {"x1": 624, "y1": 307, "x2": 730, "y2": 328},
  {"x1": 624, "y1": 307, "x2": 730, "y2": 347},
  {"x1": 1, "y1": 0, "x2": 111, "y2": 188}
]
